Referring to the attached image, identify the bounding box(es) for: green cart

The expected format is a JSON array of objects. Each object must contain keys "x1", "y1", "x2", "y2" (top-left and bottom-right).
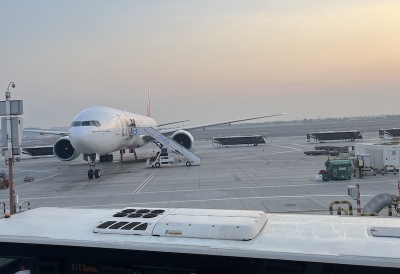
[{"x1": 325, "y1": 159, "x2": 352, "y2": 181}]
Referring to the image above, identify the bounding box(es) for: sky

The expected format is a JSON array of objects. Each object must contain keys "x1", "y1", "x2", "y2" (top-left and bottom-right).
[{"x1": 0, "y1": 1, "x2": 399, "y2": 128}]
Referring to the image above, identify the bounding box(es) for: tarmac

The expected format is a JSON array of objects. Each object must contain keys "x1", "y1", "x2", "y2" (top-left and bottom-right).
[{"x1": 1, "y1": 122, "x2": 399, "y2": 216}]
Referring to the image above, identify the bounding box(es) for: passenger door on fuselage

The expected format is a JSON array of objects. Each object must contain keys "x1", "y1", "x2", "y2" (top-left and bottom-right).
[
  {"x1": 116, "y1": 114, "x2": 126, "y2": 137},
  {"x1": 113, "y1": 118, "x2": 120, "y2": 136}
]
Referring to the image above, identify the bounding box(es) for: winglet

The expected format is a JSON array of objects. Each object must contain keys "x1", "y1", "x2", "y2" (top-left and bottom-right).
[{"x1": 147, "y1": 87, "x2": 151, "y2": 117}]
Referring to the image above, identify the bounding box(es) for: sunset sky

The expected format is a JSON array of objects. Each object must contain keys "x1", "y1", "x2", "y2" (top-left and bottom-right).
[{"x1": 1, "y1": 1, "x2": 399, "y2": 128}]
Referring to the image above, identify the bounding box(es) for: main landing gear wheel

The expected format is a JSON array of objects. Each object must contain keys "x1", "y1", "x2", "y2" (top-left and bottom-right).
[
  {"x1": 186, "y1": 161, "x2": 192, "y2": 166},
  {"x1": 88, "y1": 169, "x2": 94, "y2": 179},
  {"x1": 100, "y1": 154, "x2": 114, "y2": 162},
  {"x1": 106, "y1": 154, "x2": 110, "y2": 162},
  {"x1": 94, "y1": 169, "x2": 100, "y2": 178},
  {"x1": 155, "y1": 162, "x2": 161, "y2": 168}
]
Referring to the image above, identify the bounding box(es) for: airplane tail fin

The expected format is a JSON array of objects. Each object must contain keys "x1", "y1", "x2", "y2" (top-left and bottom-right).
[{"x1": 147, "y1": 87, "x2": 151, "y2": 117}]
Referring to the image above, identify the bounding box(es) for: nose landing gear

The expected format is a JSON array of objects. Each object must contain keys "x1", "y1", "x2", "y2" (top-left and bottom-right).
[
  {"x1": 88, "y1": 169, "x2": 94, "y2": 179},
  {"x1": 85, "y1": 153, "x2": 113, "y2": 179},
  {"x1": 88, "y1": 168, "x2": 100, "y2": 179},
  {"x1": 86, "y1": 154, "x2": 101, "y2": 179}
]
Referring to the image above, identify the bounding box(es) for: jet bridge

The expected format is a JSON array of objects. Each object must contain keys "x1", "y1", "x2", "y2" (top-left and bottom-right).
[{"x1": 132, "y1": 127, "x2": 201, "y2": 166}]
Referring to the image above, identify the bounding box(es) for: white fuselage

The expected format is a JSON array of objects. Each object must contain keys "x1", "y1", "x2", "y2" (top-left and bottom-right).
[{"x1": 69, "y1": 106, "x2": 157, "y2": 155}]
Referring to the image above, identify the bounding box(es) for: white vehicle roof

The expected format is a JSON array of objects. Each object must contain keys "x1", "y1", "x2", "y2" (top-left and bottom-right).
[
  {"x1": 311, "y1": 130, "x2": 361, "y2": 134},
  {"x1": 213, "y1": 135, "x2": 264, "y2": 138},
  {"x1": 1, "y1": 207, "x2": 400, "y2": 268}
]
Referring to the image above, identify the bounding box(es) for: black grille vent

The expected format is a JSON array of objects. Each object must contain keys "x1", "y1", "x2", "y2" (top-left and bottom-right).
[
  {"x1": 113, "y1": 212, "x2": 128, "y2": 217},
  {"x1": 136, "y1": 209, "x2": 150, "y2": 214},
  {"x1": 134, "y1": 223, "x2": 148, "y2": 230},
  {"x1": 128, "y1": 213, "x2": 142, "y2": 218},
  {"x1": 121, "y1": 222, "x2": 141, "y2": 230},
  {"x1": 97, "y1": 221, "x2": 116, "y2": 229},
  {"x1": 109, "y1": 222, "x2": 129, "y2": 229},
  {"x1": 151, "y1": 210, "x2": 165, "y2": 214},
  {"x1": 97, "y1": 221, "x2": 147, "y2": 231},
  {"x1": 143, "y1": 213, "x2": 158, "y2": 218},
  {"x1": 114, "y1": 209, "x2": 165, "y2": 219},
  {"x1": 121, "y1": 209, "x2": 136, "y2": 213}
]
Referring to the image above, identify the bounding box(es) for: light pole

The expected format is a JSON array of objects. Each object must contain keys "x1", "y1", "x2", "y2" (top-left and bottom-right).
[
  {"x1": 6, "y1": 82, "x2": 15, "y2": 214},
  {"x1": 6, "y1": 82, "x2": 15, "y2": 98}
]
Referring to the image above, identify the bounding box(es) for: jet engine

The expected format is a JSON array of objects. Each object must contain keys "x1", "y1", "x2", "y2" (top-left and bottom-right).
[
  {"x1": 171, "y1": 130, "x2": 194, "y2": 150},
  {"x1": 53, "y1": 136, "x2": 81, "y2": 161}
]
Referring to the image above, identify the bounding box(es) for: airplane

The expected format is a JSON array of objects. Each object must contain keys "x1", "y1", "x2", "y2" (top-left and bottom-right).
[{"x1": 29, "y1": 95, "x2": 284, "y2": 179}]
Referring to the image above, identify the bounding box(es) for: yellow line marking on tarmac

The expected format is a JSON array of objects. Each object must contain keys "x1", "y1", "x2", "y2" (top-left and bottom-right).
[
  {"x1": 271, "y1": 144, "x2": 302, "y2": 150},
  {"x1": 289, "y1": 143, "x2": 314, "y2": 147},
  {"x1": 203, "y1": 149, "x2": 301, "y2": 163},
  {"x1": 69, "y1": 193, "x2": 378, "y2": 208},
  {"x1": 14, "y1": 173, "x2": 62, "y2": 188},
  {"x1": 13, "y1": 169, "x2": 57, "y2": 174},
  {"x1": 20, "y1": 177, "x2": 397, "y2": 200},
  {"x1": 133, "y1": 168, "x2": 161, "y2": 194}
]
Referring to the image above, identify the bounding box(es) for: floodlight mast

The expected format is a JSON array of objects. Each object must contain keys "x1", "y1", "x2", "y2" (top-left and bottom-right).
[{"x1": 6, "y1": 82, "x2": 15, "y2": 214}]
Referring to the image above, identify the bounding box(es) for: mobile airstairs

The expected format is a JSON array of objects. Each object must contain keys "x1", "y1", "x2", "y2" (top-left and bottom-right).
[{"x1": 132, "y1": 127, "x2": 201, "y2": 167}]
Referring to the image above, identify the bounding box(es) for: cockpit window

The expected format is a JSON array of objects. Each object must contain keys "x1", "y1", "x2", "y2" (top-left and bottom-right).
[
  {"x1": 71, "y1": 121, "x2": 82, "y2": 127},
  {"x1": 70, "y1": 121, "x2": 101, "y2": 127}
]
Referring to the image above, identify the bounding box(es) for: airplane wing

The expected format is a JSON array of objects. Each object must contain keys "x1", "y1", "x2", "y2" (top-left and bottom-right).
[
  {"x1": 157, "y1": 120, "x2": 190, "y2": 127},
  {"x1": 158, "y1": 113, "x2": 285, "y2": 134},
  {"x1": 24, "y1": 129, "x2": 69, "y2": 136},
  {"x1": 24, "y1": 113, "x2": 284, "y2": 137}
]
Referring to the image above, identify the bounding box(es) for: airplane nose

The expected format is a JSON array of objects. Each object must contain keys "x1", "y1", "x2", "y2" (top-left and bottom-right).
[{"x1": 69, "y1": 127, "x2": 91, "y2": 152}]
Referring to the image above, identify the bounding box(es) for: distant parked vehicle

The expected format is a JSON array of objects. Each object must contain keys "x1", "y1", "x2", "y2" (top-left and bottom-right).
[
  {"x1": 307, "y1": 130, "x2": 363, "y2": 142},
  {"x1": 213, "y1": 135, "x2": 266, "y2": 147},
  {"x1": 0, "y1": 171, "x2": 9, "y2": 189},
  {"x1": 23, "y1": 175, "x2": 34, "y2": 182}
]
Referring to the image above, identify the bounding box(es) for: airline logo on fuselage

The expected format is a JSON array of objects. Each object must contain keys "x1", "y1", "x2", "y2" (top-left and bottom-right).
[{"x1": 131, "y1": 128, "x2": 138, "y2": 135}]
